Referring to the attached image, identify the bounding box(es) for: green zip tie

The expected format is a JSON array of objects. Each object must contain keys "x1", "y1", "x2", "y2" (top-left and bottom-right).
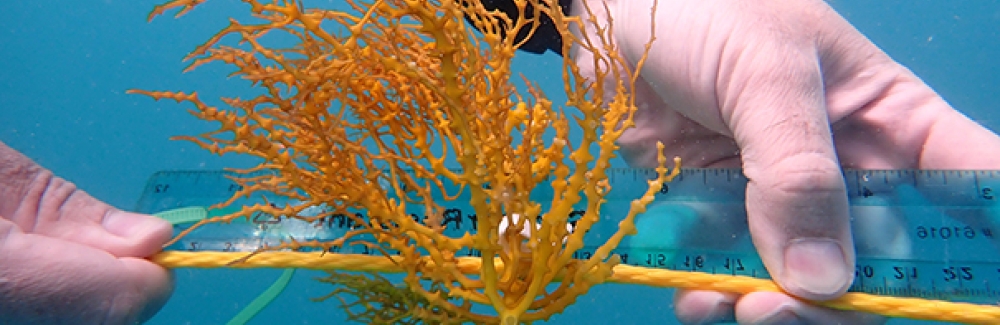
[
  {"x1": 153, "y1": 206, "x2": 207, "y2": 225},
  {"x1": 225, "y1": 269, "x2": 296, "y2": 325},
  {"x1": 154, "y1": 206, "x2": 295, "y2": 325}
]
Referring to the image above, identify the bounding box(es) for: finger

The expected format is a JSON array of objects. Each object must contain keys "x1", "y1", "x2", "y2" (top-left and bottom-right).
[
  {"x1": 719, "y1": 30, "x2": 854, "y2": 300},
  {"x1": 0, "y1": 219, "x2": 173, "y2": 324},
  {"x1": 919, "y1": 109, "x2": 1000, "y2": 169},
  {"x1": 673, "y1": 290, "x2": 738, "y2": 324},
  {"x1": 6, "y1": 170, "x2": 172, "y2": 257},
  {"x1": 735, "y1": 291, "x2": 885, "y2": 324},
  {"x1": 584, "y1": 0, "x2": 854, "y2": 301}
]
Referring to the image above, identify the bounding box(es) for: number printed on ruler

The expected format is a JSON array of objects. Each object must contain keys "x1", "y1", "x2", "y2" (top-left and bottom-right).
[{"x1": 136, "y1": 169, "x2": 1000, "y2": 303}]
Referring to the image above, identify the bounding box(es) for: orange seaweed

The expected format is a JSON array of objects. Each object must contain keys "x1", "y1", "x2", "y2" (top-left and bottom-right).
[{"x1": 131, "y1": 0, "x2": 673, "y2": 323}]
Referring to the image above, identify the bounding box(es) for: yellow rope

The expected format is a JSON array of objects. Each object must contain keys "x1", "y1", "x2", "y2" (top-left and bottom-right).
[{"x1": 152, "y1": 251, "x2": 1000, "y2": 324}]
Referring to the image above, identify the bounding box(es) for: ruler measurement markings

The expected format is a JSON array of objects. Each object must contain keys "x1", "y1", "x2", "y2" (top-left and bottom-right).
[
  {"x1": 139, "y1": 169, "x2": 1000, "y2": 303},
  {"x1": 975, "y1": 171, "x2": 986, "y2": 202}
]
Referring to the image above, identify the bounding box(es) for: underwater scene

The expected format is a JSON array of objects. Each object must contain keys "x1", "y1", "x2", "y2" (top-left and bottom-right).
[{"x1": 3, "y1": 0, "x2": 1000, "y2": 324}]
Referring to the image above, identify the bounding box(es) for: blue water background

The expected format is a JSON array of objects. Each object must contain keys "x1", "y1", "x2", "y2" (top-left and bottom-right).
[{"x1": 2, "y1": 1, "x2": 999, "y2": 324}]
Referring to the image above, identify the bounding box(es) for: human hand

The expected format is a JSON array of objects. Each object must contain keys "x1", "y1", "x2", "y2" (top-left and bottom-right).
[
  {"x1": 571, "y1": 0, "x2": 1000, "y2": 323},
  {"x1": 0, "y1": 142, "x2": 174, "y2": 324}
]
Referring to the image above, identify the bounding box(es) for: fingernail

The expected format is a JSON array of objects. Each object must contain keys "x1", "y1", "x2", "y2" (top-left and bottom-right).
[
  {"x1": 753, "y1": 308, "x2": 804, "y2": 325},
  {"x1": 783, "y1": 238, "x2": 851, "y2": 299},
  {"x1": 105, "y1": 210, "x2": 171, "y2": 239}
]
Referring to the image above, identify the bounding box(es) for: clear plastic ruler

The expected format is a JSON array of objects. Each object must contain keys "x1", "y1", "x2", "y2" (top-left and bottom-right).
[{"x1": 135, "y1": 169, "x2": 1000, "y2": 304}]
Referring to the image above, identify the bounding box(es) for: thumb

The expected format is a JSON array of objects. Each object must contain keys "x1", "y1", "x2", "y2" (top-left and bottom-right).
[
  {"x1": 0, "y1": 142, "x2": 172, "y2": 258},
  {"x1": 5, "y1": 169, "x2": 172, "y2": 258},
  {"x1": 744, "y1": 154, "x2": 854, "y2": 301},
  {"x1": 725, "y1": 50, "x2": 854, "y2": 301},
  {"x1": 0, "y1": 219, "x2": 173, "y2": 324}
]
